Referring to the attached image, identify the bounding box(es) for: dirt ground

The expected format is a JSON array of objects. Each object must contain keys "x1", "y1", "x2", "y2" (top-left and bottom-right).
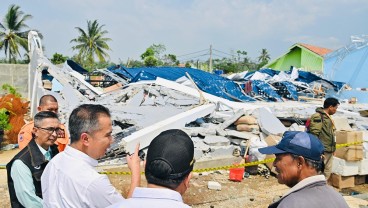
[{"x1": 1, "y1": 148, "x2": 368, "y2": 208}]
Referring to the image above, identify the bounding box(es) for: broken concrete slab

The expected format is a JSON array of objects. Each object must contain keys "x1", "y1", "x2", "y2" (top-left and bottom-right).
[
  {"x1": 208, "y1": 145, "x2": 235, "y2": 158},
  {"x1": 333, "y1": 116, "x2": 353, "y2": 131},
  {"x1": 332, "y1": 156, "x2": 359, "y2": 176},
  {"x1": 122, "y1": 103, "x2": 216, "y2": 153},
  {"x1": 203, "y1": 135, "x2": 230, "y2": 146},
  {"x1": 257, "y1": 107, "x2": 287, "y2": 136},
  {"x1": 182, "y1": 127, "x2": 217, "y2": 137}
]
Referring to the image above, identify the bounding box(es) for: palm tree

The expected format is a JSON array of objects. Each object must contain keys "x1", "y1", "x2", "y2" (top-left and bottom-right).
[
  {"x1": 258, "y1": 48, "x2": 271, "y2": 64},
  {"x1": 70, "y1": 20, "x2": 111, "y2": 69},
  {"x1": 0, "y1": 5, "x2": 32, "y2": 63}
]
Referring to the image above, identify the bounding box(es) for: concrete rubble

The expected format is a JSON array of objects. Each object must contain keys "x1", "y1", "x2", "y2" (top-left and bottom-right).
[{"x1": 26, "y1": 30, "x2": 368, "y2": 182}]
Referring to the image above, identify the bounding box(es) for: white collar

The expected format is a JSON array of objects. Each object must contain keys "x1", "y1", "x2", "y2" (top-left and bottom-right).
[{"x1": 64, "y1": 146, "x2": 98, "y2": 167}]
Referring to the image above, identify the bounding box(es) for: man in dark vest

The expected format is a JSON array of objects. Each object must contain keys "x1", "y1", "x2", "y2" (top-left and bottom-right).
[{"x1": 7, "y1": 111, "x2": 60, "y2": 208}]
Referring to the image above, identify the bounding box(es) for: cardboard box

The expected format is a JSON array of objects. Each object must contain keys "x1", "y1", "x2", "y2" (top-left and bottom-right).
[
  {"x1": 331, "y1": 174, "x2": 355, "y2": 189},
  {"x1": 335, "y1": 145, "x2": 363, "y2": 161},
  {"x1": 355, "y1": 175, "x2": 366, "y2": 185},
  {"x1": 335, "y1": 131, "x2": 363, "y2": 144}
]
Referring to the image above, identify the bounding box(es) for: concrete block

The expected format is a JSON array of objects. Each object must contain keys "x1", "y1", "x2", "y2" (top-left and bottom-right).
[
  {"x1": 209, "y1": 145, "x2": 235, "y2": 158},
  {"x1": 358, "y1": 158, "x2": 368, "y2": 175},
  {"x1": 332, "y1": 157, "x2": 359, "y2": 176},
  {"x1": 194, "y1": 148, "x2": 204, "y2": 160},
  {"x1": 208, "y1": 181, "x2": 221, "y2": 190},
  {"x1": 203, "y1": 135, "x2": 230, "y2": 146}
]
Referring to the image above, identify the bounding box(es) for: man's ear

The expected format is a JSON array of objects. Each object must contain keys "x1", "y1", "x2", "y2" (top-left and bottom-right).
[
  {"x1": 184, "y1": 172, "x2": 192, "y2": 189},
  {"x1": 32, "y1": 127, "x2": 38, "y2": 136},
  {"x1": 81, "y1": 133, "x2": 90, "y2": 146},
  {"x1": 297, "y1": 156, "x2": 306, "y2": 166},
  {"x1": 37, "y1": 106, "x2": 42, "y2": 112}
]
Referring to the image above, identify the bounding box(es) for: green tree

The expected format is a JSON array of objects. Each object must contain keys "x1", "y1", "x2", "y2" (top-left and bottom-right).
[
  {"x1": 163, "y1": 54, "x2": 179, "y2": 66},
  {"x1": 257, "y1": 48, "x2": 271, "y2": 68},
  {"x1": 51, "y1": 53, "x2": 68, "y2": 64},
  {"x1": 70, "y1": 20, "x2": 111, "y2": 70},
  {"x1": 0, "y1": 5, "x2": 32, "y2": 63},
  {"x1": 144, "y1": 56, "x2": 158, "y2": 67},
  {"x1": 140, "y1": 44, "x2": 167, "y2": 67}
]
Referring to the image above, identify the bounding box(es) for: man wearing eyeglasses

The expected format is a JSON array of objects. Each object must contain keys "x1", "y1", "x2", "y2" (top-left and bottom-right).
[
  {"x1": 41, "y1": 104, "x2": 141, "y2": 208},
  {"x1": 7, "y1": 111, "x2": 60, "y2": 208},
  {"x1": 18, "y1": 94, "x2": 69, "y2": 152}
]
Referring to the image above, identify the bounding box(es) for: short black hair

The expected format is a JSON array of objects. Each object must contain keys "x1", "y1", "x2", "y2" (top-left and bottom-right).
[
  {"x1": 323, "y1": 97, "x2": 340, "y2": 109},
  {"x1": 34, "y1": 111, "x2": 59, "y2": 127},
  {"x1": 68, "y1": 104, "x2": 111, "y2": 144},
  {"x1": 39, "y1": 95, "x2": 58, "y2": 106}
]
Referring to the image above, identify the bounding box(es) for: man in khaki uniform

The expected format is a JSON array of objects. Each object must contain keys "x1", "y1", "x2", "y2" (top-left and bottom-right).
[
  {"x1": 18, "y1": 95, "x2": 69, "y2": 152},
  {"x1": 309, "y1": 97, "x2": 339, "y2": 181}
]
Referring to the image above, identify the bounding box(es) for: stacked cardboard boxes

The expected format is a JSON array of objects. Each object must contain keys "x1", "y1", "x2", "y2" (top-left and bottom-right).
[{"x1": 331, "y1": 130, "x2": 366, "y2": 189}]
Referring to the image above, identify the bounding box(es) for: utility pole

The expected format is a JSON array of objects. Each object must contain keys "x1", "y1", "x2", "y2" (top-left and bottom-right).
[{"x1": 209, "y1": 44, "x2": 213, "y2": 72}]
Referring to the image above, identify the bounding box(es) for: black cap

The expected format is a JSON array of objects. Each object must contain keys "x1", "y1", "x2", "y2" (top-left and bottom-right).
[{"x1": 145, "y1": 129, "x2": 195, "y2": 179}]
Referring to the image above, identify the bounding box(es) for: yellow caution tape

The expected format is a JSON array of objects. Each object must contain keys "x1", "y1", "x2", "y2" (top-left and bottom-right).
[
  {"x1": 0, "y1": 141, "x2": 365, "y2": 173},
  {"x1": 98, "y1": 158, "x2": 276, "y2": 175},
  {"x1": 98, "y1": 141, "x2": 367, "y2": 175},
  {"x1": 336, "y1": 141, "x2": 364, "y2": 148}
]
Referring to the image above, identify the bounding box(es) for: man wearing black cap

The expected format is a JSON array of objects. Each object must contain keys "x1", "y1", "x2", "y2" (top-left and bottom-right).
[
  {"x1": 108, "y1": 129, "x2": 194, "y2": 208},
  {"x1": 259, "y1": 131, "x2": 348, "y2": 208}
]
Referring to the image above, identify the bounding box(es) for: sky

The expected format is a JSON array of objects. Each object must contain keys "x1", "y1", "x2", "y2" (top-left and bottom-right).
[{"x1": 1, "y1": 0, "x2": 368, "y2": 64}]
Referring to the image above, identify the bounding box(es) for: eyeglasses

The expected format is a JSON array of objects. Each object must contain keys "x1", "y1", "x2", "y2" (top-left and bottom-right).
[{"x1": 35, "y1": 126, "x2": 63, "y2": 135}]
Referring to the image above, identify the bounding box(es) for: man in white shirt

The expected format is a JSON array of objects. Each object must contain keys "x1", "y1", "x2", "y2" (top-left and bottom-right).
[
  {"x1": 108, "y1": 129, "x2": 194, "y2": 208},
  {"x1": 7, "y1": 111, "x2": 60, "y2": 208},
  {"x1": 41, "y1": 104, "x2": 141, "y2": 208}
]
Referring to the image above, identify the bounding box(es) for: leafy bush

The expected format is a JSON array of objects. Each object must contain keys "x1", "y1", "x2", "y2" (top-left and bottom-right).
[
  {"x1": 2, "y1": 84, "x2": 21, "y2": 97},
  {"x1": 0, "y1": 108, "x2": 11, "y2": 130}
]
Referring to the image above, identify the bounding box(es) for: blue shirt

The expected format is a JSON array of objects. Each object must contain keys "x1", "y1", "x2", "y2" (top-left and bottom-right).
[
  {"x1": 10, "y1": 144, "x2": 52, "y2": 208},
  {"x1": 107, "y1": 187, "x2": 190, "y2": 208}
]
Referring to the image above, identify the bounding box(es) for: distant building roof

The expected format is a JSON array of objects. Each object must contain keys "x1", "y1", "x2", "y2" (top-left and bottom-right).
[{"x1": 299, "y1": 43, "x2": 332, "y2": 56}]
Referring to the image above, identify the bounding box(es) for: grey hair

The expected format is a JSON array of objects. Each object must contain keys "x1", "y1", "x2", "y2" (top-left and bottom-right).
[{"x1": 291, "y1": 154, "x2": 324, "y2": 174}]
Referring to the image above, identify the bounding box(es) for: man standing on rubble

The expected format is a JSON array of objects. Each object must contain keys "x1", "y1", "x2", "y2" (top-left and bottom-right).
[
  {"x1": 259, "y1": 131, "x2": 348, "y2": 208},
  {"x1": 309, "y1": 97, "x2": 339, "y2": 181},
  {"x1": 18, "y1": 94, "x2": 69, "y2": 152},
  {"x1": 41, "y1": 104, "x2": 141, "y2": 207},
  {"x1": 7, "y1": 111, "x2": 60, "y2": 208},
  {"x1": 107, "y1": 129, "x2": 194, "y2": 208}
]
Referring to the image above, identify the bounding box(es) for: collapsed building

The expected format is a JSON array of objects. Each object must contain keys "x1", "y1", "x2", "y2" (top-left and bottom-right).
[{"x1": 27, "y1": 31, "x2": 368, "y2": 188}]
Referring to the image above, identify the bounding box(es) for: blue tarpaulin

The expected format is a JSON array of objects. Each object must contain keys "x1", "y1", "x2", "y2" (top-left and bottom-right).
[
  {"x1": 251, "y1": 80, "x2": 283, "y2": 102},
  {"x1": 108, "y1": 66, "x2": 256, "y2": 102}
]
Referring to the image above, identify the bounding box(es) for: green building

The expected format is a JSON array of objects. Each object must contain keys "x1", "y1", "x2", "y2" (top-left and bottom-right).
[{"x1": 264, "y1": 43, "x2": 332, "y2": 72}]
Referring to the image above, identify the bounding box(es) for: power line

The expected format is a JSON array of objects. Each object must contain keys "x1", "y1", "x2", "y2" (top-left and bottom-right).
[
  {"x1": 178, "y1": 53, "x2": 209, "y2": 62},
  {"x1": 212, "y1": 49, "x2": 234, "y2": 57},
  {"x1": 176, "y1": 49, "x2": 209, "y2": 57}
]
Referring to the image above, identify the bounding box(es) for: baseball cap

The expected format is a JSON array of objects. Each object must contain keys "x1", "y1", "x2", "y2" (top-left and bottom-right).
[
  {"x1": 258, "y1": 131, "x2": 324, "y2": 161},
  {"x1": 145, "y1": 129, "x2": 195, "y2": 179}
]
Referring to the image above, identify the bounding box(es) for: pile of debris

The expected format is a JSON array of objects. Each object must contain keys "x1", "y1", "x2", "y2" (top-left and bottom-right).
[{"x1": 25, "y1": 31, "x2": 368, "y2": 178}]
